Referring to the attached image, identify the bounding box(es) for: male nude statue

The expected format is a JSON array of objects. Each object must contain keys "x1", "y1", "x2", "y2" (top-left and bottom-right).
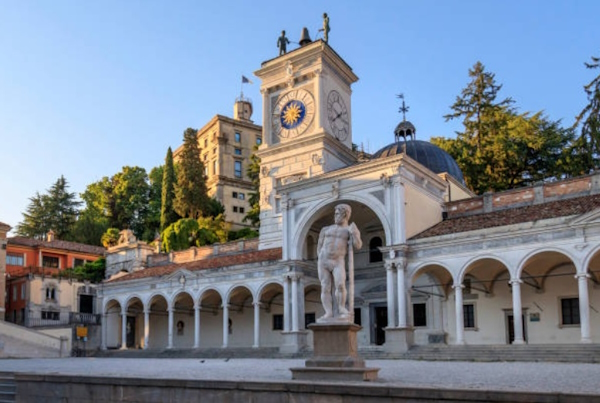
[
  {"x1": 317, "y1": 204, "x2": 362, "y2": 322},
  {"x1": 277, "y1": 30, "x2": 290, "y2": 56}
]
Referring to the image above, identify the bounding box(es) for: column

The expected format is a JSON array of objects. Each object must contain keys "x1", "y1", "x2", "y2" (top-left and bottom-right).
[
  {"x1": 453, "y1": 284, "x2": 465, "y2": 345},
  {"x1": 143, "y1": 309, "x2": 150, "y2": 350},
  {"x1": 397, "y1": 263, "x2": 407, "y2": 328},
  {"x1": 385, "y1": 262, "x2": 396, "y2": 328},
  {"x1": 120, "y1": 309, "x2": 127, "y2": 349},
  {"x1": 291, "y1": 274, "x2": 299, "y2": 332},
  {"x1": 222, "y1": 304, "x2": 230, "y2": 348},
  {"x1": 194, "y1": 303, "x2": 201, "y2": 348},
  {"x1": 253, "y1": 301, "x2": 261, "y2": 348},
  {"x1": 167, "y1": 308, "x2": 174, "y2": 349},
  {"x1": 283, "y1": 276, "x2": 290, "y2": 332},
  {"x1": 576, "y1": 273, "x2": 592, "y2": 343},
  {"x1": 100, "y1": 313, "x2": 107, "y2": 350},
  {"x1": 510, "y1": 279, "x2": 525, "y2": 345}
]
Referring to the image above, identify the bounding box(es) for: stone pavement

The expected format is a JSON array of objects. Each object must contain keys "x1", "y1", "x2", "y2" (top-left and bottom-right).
[{"x1": 1, "y1": 358, "x2": 600, "y2": 396}]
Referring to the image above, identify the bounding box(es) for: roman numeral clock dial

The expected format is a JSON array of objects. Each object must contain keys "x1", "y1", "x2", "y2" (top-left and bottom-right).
[
  {"x1": 272, "y1": 89, "x2": 315, "y2": 139},
  {"x1": 327, "y1": 90, "x2": 349, "y2": 141}
]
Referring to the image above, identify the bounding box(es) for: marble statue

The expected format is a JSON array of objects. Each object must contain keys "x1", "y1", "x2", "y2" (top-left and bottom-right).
[{"x1": 317, "y1": 204, "x2": 362, "y2": 322}]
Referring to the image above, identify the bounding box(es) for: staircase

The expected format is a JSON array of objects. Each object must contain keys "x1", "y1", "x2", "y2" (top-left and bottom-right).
[
  {"x1": 0, "y1": 373, "x2": 16, "y2": 403},
  {"x1": 93, "y1": 346, "x2": 296, "y2": 359}
]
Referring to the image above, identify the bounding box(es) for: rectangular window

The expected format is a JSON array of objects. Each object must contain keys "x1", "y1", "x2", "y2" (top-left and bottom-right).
[
  {"x1": 561, "y1": 297, "x2": 580, "y2": 325},
  {"x1": 234, "y1": 132, "x2": 241, "y2": 143},
  {"x1": 354, "y1": 308, "x2": 362, "y2": 326},
  {"x1": 463, "y1": 304, "x2": 475, "y2": 328},
  {"x1": 213, "y1": 160, "x2": 217, "y2": 175},
  {"x1": 73, "y1": 258, "x2": 86, "y2": 268},
  {"x1": 305, "y1": 313, "x2": 316, "y2": 328},
  {"x1": 233, "y1": 206, "x2": 238, "y2": 213},
  {"x1": 6, "y1": 253, "x2": 24, "y2": 266},
  {"x1": 238, "y1": 192, "x2": 245, "y2": 200},
  {"x1": 272, "y1": 314, "x2": 284, "y2": 330},
  {"x1": 256, "y1": 136, "x2": 262, "y2": 145},
  {"x1": 413, "y1": 303, "x2": 427, "y2": 327},
  {"x1": 212, "y1": 148, "x2": 216, "y2": 155},
  {"x1": 42, "y1": 311, "x2": 60, "y2": 320},
  {"x1": 234, "y1": 161, "x2": 242, "y2": 178},
  {"x1": 204, "y1": 139, "x2": 208, "y2": 148},
  {"x1": 239, "y1": 207, "x2": 245, "y2": 214},
  {"x1": 234, "y1": 148, "x2": 242, "y2": 156},
  {"x1": 42, "y1": 256, "x2": 59, "y2": 268},
  {"x1": 21, "y1": 284, "x2": 25, "y2": 299},
  {"x1": 232, "y1": 191, "x2": 238, "y2": 198}
]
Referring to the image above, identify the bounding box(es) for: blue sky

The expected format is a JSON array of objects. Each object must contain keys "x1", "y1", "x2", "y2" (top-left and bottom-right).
[{"x1": 1, "y1": 1, "x2": 599, "y2": 233}]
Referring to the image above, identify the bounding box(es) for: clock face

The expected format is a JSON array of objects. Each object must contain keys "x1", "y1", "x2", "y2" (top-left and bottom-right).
[
  {"x1": 327, "y1": 90, "x2": 349, "y2": 141},
  {"x1": 272, "y1": 89, "x2": 315, "y2": 139}
]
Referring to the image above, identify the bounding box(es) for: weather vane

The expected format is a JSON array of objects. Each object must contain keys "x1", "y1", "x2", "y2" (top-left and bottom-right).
[{"x1": 396, "y1": 93, "x2": 409, "y2": 121}]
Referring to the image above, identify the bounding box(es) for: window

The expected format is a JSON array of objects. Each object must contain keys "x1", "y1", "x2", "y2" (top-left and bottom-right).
[
  {"x1": 233, "y1": 206, "x2": 238, "y2": 213},
  {"x1": 305, "y1": 313, "x2": 316, "y2": 328},
  {"x1": 234, "y1": 132, "x2": 241, "y2": 143},
  {"x1": 42, "y1": 256, "x2": 59, "y2": 268},
  {"x1": 232, "y1": 191, "x2": 238, "y2": 198},
  {"x1": 238, "y1": 192, "x2": 245, "y2": 200},
  {"x1": 234, "y1": 161, "x2": 242, "y2": 178},
  {"x1": 256, "y1": 136, "x2": 262, "y2": 145},
  {"x1": 234, "y1": 148, "x2": 242, "y2": 156},
  {"x1": 42, "y1": 311, "x2": 60, "y2": 320},
  {"x1": 413, "y1": 303, "x2": 427, "y2": 327},
  {"x1": 213, "y1": 160, "x2": 217, "y2": 175},
  {"x1": 212, "y1": 148, "x2": 216, "y2": 155},
  {"x1": 272, "y1": 314, "x2": 284, "y2": 330},
  {"x1": 239, "y1": 207, "x2": 245, "y2": 214},
  {"x1": 561, "y1": 298, "x2": 580, "y2": 326},
  {"x1": 7, "y1": 253, "x2": 24, "y2": 266},
  {"x1": 463, "y1": 304, "x2": 476, "y2": 328},
  {"x1": 46, "y1": 287, "x2": 57, "y2": 301},
  {"x1": 203, "y1": 154, "x2": 208, "y2": 161},
  {"x1": 73, "y1": 258, "x2": 86, "y2": 268},
  {"x1": 12, "y1": 286, "x2": 17, "y2": 301},
  {"x1": 369, "y1": 237, "x2": 383, "y2": 263},
  {"x1": 21, "y1": 284, "x2": 25, "y2": 299},
  {"x1": 204, "y1": 139, "x2": 208, "y2": 148},
  {"x1": 354, "y1": 308, "x2": 362, "y2": 326}
]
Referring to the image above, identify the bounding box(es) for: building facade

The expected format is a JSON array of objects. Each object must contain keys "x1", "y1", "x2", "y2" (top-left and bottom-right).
[
  {"x1": 0, "y1": 221, "x2": 10, "y2": 320},
  {"x1": 99, "y1": 39, "x2": 600, "y2": 353}
]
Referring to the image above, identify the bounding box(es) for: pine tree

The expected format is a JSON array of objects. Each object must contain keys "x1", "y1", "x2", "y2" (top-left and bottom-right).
[
  {"x1": 572, "y1": 54, "x2": 600, "y2": 173},
  {"x1": 16, "y1": 192, "x2": 49, "y2": 239},
  {"x1": 174, "y1": 128, "x2": 209, "y2": 219},
  {"x1": 160, "y1": 147, "x2": 179, "y2": 230}
]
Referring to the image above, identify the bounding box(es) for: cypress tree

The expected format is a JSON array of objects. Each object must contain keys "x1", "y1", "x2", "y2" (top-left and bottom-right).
[
  {"x1": 161, "y1": 147, "x2": 179, "y2": 230},
  {"x1": 174, "y1": 128, "x2": 209, "y2": 219}
]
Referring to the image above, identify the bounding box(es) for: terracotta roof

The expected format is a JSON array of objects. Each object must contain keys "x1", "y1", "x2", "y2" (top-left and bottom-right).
[
  {"x1": 411, "y1": 194, "x2": 600, "y2": 240},
  {"x1": 108, "y1": 247, "x2": 283, "y2": 283},
  {"x1": 0, "y1": 221, "x2": 11, "y2": 228},
  {"x1": 7, "y1": 236, "x2": 106, "y2": 256}
]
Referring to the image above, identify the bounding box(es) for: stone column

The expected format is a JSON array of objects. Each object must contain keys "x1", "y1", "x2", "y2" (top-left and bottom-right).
[
  {"x1": 143, "y1": 309, "x2": 150, "y2": 350},
  {"x1": 222, "y1": 303, "x2": 229, "y2": 348},
  {"x1": 291, "y1": 273, "x2": 300, "y2": 332},
  {"x1": 167, "y1": 308, "x2": 174, "y2": 349},
  {"x1": 253, "y1": 301, "x2": 261, "y2": 348},
  {"x1": 194, "y1": 303, "x2": 201, "y2": 348},
  {"x1": 283, "y1": 275, "x2": 290, "y2": 332},
  {"x1": 453, "y1": 284, "x2": 465, "y2": 345},
  {"x1": 397, "y1": 262, "x2": 407, "y2": 328},
  {"x1": 385, "y1": 262, "x2": 396, "y2": 328},
  {"x1": 101, "y1": 313, "x2": 107, "y2": 350},
  {"x1": 576, "y1": 273, "x2": 592, "y2": 343},
  {"x1": 120, "y1": 309, "x2": 127, "y2": 349},
  {"x1": 510, "y1": 279, "x2": 525, "y2": 345}
]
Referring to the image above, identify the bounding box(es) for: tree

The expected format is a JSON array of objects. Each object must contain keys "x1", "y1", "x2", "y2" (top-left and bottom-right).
[
  {"x1": 145, "y1": 165, "x2": 163, "y2": 241},
  {"x1": 16, "y1": 176, "x2": 81, "y2": 240},
  {"x1": 161, "y1": 218, "x2": 200, "y2": 252},
  {"x1": 63, "y1": 258, "x2": 106, "y2": 283},
  {"x1": 243, "y1": 145, "x2": 261, "y2": 227},
  {"x1": 160, "y1": 147, "x2": 179, "y2": 230},
  {"x1": 174, "y1": 128, "x2": 209, "y2": 219},
  {"x1": 572, "y1": 54, "x2": 600, "y2": 173},
  {"x1": 101, "y1": 228, "x2": 120, "y2": 248}
]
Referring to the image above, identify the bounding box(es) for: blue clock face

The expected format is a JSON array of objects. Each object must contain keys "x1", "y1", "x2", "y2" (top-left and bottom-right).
[{"x1": 280, "y1": 100, "x2": 306, "y2": 129}]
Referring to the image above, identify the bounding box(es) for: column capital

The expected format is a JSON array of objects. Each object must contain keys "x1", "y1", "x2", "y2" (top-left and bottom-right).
[
  {"x1": 289, "y1": 272, "x2": 303, "y2": 281},
  {"x1": 253, "y1": 301, "x2": 263, "y2": 308},
  {"x1": 384, "y1": 261, "x2": 394, "y2": 271},
  {"x1": 575, "y1": 272, "x2": 591, "y2": 280},
  {"x1": 222, "y1": 303, "x2": 231, "y2": 309},
  {"x1": 393, "y1": 258, "x2": 407, "y2": 270},
  {"x1": 452, "y1": 284, "x2": 464, "y2": 290},
  {"x1": 143, "y1": 309, "x2": 150, "y2": 315},
  {"x1": 509, "y1": 278, "x2": 523, "y2": 286}
]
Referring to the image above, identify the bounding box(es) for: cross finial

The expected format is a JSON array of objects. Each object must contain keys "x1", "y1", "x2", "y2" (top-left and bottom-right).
[{"x1": 396, "y1": 93, "x2": 409, "y2": 121}]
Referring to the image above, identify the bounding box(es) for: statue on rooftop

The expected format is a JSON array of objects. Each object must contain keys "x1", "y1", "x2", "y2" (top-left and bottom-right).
[
  {"x1": 317, "y1": 204, "x2": 362, "y2": 322},
  {"x1": 277, "y1": 30, "x2": 290, "y2": 56},
  {"x1": 319, "y1": 13, "x2": 330, "y2": 43}
]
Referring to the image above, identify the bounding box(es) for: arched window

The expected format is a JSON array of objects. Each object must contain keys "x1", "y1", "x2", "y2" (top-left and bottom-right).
[{"x1": 369, "y1": 237, "x2": 383, "y2": 263}]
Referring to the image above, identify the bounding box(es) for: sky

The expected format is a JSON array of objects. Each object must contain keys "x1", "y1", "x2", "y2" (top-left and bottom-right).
[{"x1": 1, "y1": 1, "x2": 599, "y2": 234}]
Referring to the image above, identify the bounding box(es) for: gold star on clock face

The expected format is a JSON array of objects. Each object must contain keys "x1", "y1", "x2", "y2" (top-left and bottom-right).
[
  {"x1": 272, "y1": 89, "x2": 315, "y2": 139},
  {"x1": 281, "y1": 101, "x2": 303, "y2": 127}
]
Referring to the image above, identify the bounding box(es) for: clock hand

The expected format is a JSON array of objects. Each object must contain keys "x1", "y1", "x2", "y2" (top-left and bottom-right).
[{"x1": 332, "y1": 111, "x2": 343, "y2": 122}]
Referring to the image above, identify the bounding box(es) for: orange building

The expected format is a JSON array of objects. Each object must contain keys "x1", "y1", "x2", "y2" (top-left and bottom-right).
[{"x1": 5, "y1": 231, "x2": 105, "y2": 326}]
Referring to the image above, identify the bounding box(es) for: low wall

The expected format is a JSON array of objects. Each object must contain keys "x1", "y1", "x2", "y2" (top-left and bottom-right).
[
  {"x1": 15, "y1": 374, "x2": 599, "y2": 403},
  {"x1": 0, "y1": 320, "x2": 67, "y2": 357}
]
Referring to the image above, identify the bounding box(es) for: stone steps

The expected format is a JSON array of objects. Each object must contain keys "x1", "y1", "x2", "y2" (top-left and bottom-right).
[
  {"x1": 93, "y1": 347, "x2": 294, "y2": 359},
  {"x1": 0, "y1": 373, "x2": 16, "y2": 403}
]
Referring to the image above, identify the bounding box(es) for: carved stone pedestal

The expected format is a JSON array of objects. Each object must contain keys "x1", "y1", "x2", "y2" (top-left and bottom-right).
[{"x1": 290, "y1": 323, "x2": 379, "y2": 381}]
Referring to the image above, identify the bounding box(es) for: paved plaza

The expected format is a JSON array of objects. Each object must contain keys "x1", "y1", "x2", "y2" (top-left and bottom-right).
[{"x1": 2, "y1": 358, "x2": 600, "y2": 396}]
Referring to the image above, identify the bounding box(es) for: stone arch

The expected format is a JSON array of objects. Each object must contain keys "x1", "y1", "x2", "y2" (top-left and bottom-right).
[
  {"x1": 198, "y1": 288, "x2": 225, "y2": 348},
  {"x1": 172, "y1": 291, "x2": 195, "y2": 348},
  {"x1": 516, "y1": 247, "x2": 577, "y2": 279},
  {"x1": 257, "y1": 282, "x2": 284, "y2": 313},
  {"x1": 226, "y1": 285, "x2": 254, "y2": 314},
  {"x1": 102, "y1": 298, "x2": 123, "y2": 349},
  {"x1": 583, "y1": 244, "x2": 600, "y2": 285},
  {"x1": 145, "y1": 291, "x2": 170, "y2": 310},
  {"x1": 459, "y1": 256, "x2": 511, "y2": 296},
  {"x1": 103, "y1": 298, "x2": 122, "y2": 315},
  {"x1": 291, "y1": 196, "x2": 390, "y2": 261},
  {"x1": 123, "y1": 294, "x2": 145, "y2": 311}
]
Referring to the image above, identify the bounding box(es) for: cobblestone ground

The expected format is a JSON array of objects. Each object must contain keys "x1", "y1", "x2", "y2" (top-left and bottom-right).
[{"x1": 2, "y1": 358, "x2": 600, "y2": 395}]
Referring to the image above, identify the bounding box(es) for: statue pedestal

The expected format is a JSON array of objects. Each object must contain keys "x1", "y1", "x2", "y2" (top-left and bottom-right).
[
  {"x1": 290, "y1": 323, "x2": 379, "y2": 381},
  {"x1": 384, "y1": 326, "x2": 414, "y2": 354}
]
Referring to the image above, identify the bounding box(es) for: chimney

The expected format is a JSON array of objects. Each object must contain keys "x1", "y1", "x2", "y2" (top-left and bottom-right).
[{"x1": 47, "y1": 230, "x2": 55, "y2": 242}]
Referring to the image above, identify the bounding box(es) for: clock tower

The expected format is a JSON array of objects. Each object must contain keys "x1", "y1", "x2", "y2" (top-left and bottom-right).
[{"x1": 254, "y1": 38, "x2": 359, "y2": 249}]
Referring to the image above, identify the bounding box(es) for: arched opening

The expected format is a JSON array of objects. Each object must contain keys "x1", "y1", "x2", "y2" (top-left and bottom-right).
[
  {"x1": 257, "y1": 282, "x2": 284, "y2": 347},
  {"x1": 147, "y1": 294, "x2": 169, "y2": 349},
  {"x1": 227, "y1": 286, "x2": 254, "y2": 347},
  {"x1": 369, "y1": 236, "x2": 383, "y2": 263},
  {"x1": 124, "y1": 296, "x2": 144, "y2": 349},
  {"x1": 199, "y1": 289, "x2": 223, "y2": 348},
  {"x1": 103, "y1": 299, "x2": 122, "y2": 349},
  {"x1": 172, "y1": 292, "x2": 194, "y2": 348},
  {"x1": 411, "y1": 264, "x2": 452, "y2": 346}
]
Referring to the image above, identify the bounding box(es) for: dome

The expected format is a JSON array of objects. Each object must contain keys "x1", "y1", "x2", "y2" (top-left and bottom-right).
[
  {"x1": 372, "y1": 139, "x2": 465, "y2": 184},
  {"x1": 394, "y1": 120, "x2": 416, "y2": 139}
]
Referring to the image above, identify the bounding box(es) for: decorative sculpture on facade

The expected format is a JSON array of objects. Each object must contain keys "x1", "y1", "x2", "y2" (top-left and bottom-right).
[{"x1": 317, "y1": 204, "x2": 362, "y2": 322}]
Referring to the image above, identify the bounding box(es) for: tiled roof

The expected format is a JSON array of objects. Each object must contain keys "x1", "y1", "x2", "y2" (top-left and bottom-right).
[
  {"x1": 108, "y1": 247, "x2": 283, "y2": 283},
  {"x1": 7, "y1": 236, "x2": 106, "y2": 256},
  {"x1": 411, "y1": 194, "x2": 600, "y2": 240},
  {"x1": 0, "y1": 221, "x2": 10, "y2": 228}
]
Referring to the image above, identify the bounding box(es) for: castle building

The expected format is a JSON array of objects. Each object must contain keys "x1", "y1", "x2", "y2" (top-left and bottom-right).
[
  {"x1": 172, "y1": 96, "x2": 262, "y2": 230},
  {"x1": 99, "y1": 37, "x2": 600, "y2": 354}
]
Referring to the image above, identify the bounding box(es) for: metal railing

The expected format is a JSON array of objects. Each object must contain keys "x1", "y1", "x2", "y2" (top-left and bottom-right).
[{"x1": 23, "y1": 312, "x2": 101, "y2": 328}]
